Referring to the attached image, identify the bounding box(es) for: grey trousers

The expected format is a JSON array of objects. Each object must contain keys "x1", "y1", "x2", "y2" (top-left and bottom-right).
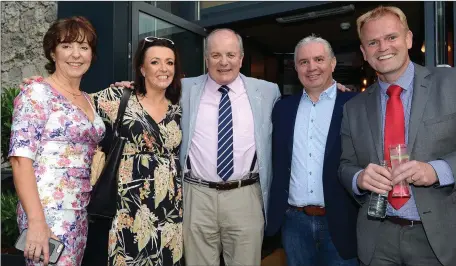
[
  {"x1": 183, "y1": 181, "x2": 264, "y2": 266},
  {"x1": 362, "y1": 219, "x2": 443, "y2": 266}
]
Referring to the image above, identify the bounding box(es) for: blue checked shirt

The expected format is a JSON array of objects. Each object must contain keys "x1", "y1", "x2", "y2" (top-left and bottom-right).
[{"x1": 352, "y1": 62, "x2": 455, "y2": 220}]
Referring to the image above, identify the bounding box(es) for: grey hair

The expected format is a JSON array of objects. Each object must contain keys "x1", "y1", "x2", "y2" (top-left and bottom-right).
[
  {"x1": 204, "y1": 28, "x2": 244, "y2": 57},
  {"x1": 294, "y1": 34, "x2": 335, "y2": 64}
]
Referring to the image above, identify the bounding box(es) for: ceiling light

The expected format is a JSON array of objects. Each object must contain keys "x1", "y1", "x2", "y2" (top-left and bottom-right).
[
  {"x1": 276, "y1": 4, "x2": 355, "y2": 24},
  {"x1": 340, "y1": 22, "x2": 351, "y2": 30}
]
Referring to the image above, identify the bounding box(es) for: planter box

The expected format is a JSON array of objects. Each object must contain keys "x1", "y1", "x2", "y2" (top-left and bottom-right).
[
  {"x1": 1, "y1": 253, "x2": 25, "y2": 266},
  {"x1": 1, "y1": 167, "x2": 14, "y2": 192},
  {"x1": 1, "y1": 167, "x2": 12, "y2": 181}
]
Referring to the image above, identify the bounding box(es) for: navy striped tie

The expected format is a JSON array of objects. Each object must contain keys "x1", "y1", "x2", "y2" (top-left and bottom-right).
[{"x1": 217, "y1": 85, "x2": 234, "y2": 181}]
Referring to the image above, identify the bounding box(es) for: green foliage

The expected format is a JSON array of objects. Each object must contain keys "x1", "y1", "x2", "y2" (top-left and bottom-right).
[
  {"x1": 1, "y1": 87, "x2": 21, "y2": 162},
  {"x1": 1, "y1": 190, "x2": 19, "y2": 248}
]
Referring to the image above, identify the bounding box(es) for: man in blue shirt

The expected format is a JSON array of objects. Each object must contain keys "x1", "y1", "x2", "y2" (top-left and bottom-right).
[
  {"x1": 266, "y1": 35, "x2": 359, "y2": 266},
  {"x1": 339, "y1": 6, "x2": 456, "y2": 266}
]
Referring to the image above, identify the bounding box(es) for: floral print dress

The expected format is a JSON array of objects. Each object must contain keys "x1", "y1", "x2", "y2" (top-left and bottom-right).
[
  {"x1": 8, "y1": 81, "x2": 106, "y2": 266},
  {"x1": 92, "y1": 87, "x2": 183, "y2": 266}
]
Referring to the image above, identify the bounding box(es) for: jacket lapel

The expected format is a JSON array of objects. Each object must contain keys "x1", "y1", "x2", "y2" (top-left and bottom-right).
[
  {"x1": 288, "y1": 92, "x2": 303, "y2": 155},
  {"x1": 366, "y1": 83, "x2": 383, "y2": 162},
  {"x1": 407, "y1": 63, "x2": 431, "y2": 154},
  {"x1": 187, "y1": 75, "x2": 207, "y2": 152},
  {"x1": 241, "y1": 74, "x2": 263, "y2": 155},
  {"x1": 324, "y1": 91, "x2": 344, "y2": 162}
]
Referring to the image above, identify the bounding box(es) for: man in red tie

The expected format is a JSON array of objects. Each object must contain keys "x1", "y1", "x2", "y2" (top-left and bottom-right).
[{"x1": 339, "y1": 5, "x2": 456, "y2": 266}]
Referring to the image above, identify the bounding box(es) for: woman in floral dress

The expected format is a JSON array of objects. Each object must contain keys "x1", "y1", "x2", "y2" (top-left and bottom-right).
[
  {"x1": 91, "y1": 37, "x2": 183, "y2": 266},
  {"x1": 9, "y1": 17, "x2": 105, "y2": 266}
]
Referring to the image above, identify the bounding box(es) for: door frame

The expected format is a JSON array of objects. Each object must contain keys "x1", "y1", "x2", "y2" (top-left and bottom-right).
[{"x1": 130, "y1": 2, "x2": 207, "y2": 78}]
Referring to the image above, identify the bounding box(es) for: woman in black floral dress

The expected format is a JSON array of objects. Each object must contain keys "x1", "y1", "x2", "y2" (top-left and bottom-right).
[{"x1": 91, "y1": 37, "x2": 183, "y2": 266}]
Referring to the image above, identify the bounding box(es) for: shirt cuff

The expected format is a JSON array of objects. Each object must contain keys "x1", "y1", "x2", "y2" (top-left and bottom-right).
[
  {"x1": 429, "y1": 160, "x2": 455, "y2": 187},
  {"x1": 352, "y1": 169, "x2": 368, "y2": 195}
]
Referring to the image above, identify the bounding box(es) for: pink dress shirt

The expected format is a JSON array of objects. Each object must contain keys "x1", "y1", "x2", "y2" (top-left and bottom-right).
[{"x1": 189, "y1": 75, "x2": 257, "y2": 182}]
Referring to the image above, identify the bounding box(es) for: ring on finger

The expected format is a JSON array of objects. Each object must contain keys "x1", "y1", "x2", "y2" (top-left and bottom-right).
[{"x1": 27, "y1": 249, "x2": 35, "y2": 259}]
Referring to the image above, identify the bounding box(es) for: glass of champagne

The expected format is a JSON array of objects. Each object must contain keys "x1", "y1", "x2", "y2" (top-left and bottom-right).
[{"x1": 389, "y1": 144, "x2": 411, "y2": 198}]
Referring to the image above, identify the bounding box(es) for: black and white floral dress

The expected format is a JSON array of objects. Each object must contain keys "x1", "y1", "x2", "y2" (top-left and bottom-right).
[{"x1": 92, "y1": 87, "x2": 183, "y2": 266}]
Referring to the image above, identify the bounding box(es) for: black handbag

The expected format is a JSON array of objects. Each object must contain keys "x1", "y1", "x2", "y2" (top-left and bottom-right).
[{"x1": 87, "y1": 88, "x2": 131, "y2": 219}]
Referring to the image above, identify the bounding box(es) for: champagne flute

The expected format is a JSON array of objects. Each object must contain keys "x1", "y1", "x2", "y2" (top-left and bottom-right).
[{"x1": 389, "y1": 144, "x2": 411, "y2": 198}]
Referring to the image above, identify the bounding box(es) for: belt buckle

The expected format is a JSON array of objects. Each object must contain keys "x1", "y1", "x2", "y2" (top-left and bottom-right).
[
  {"x1": 238, "y1": 180, "x2": 242, "y2": 188},
  {"x1": 409, "y1": 220, "x2": 415, "y2": 227}
]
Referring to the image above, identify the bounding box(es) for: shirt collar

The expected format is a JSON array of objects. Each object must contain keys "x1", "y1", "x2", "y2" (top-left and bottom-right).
[
  {"x1": 378, "y1": 61, "x2": 414, "y2": 94},
  {"x1": 207, "y1": 74, "x2": 242, "y2": 94},
  {"x1": 302, "y1": 80, "x2": 337, "y2": 100}
]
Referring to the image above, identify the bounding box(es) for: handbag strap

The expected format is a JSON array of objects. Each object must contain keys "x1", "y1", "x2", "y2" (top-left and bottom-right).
[{"x1": 112, "y1": 88, "x2": 132, "y2": 139}]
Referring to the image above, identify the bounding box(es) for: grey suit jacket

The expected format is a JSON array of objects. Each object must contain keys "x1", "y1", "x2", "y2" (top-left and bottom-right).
[
  {"x1": 180, "y1": 74, "x2": 281, "y2": 220},
  {"x1": 339, "y1": 63, "x2": 456, "y2": 266}
]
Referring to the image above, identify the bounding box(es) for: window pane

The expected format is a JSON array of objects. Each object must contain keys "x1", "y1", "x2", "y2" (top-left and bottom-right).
[
  {"x1": 138, "y1": 12, "x2": 204, "y2": 78},
  {"x1": 143, "y1": 1, "x2": 197, "y2": 21},
  {"x1": 200, "y1": 1, "x2": 236, "y2": 10}
]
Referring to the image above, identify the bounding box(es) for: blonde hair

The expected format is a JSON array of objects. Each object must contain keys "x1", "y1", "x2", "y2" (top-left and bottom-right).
[{"x1": 357, "y1": 6, "x2": 409, "y2": 39}]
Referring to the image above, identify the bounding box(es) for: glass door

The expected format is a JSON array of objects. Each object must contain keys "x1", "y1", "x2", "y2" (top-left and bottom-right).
[{"x1": 132, "y1": 2, "x2": 207, "y2": 79}]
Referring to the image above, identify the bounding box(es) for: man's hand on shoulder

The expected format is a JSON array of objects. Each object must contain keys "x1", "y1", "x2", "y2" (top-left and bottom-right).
[
  {"x1": 20, "y1": 76, "x2": 44, "y2": 91},
  {"x1": 110, "y1": 81, "x2": 135, "y2": 89},
  {"x1": 336, "y1": 83, "x2": 351, "y2": 92}
]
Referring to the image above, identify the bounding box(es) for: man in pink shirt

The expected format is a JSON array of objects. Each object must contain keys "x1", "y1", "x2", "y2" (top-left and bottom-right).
[{"x1": 180, "y1": 28, "x2": 280, "y2": 266}]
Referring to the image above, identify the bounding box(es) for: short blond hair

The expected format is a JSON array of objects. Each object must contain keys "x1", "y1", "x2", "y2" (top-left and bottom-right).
[{"x1": 357, "y1": 6, "x2": 409, "y2": 39}]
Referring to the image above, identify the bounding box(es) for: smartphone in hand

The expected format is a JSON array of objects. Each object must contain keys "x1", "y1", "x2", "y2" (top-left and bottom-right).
[{"x1": 15, "y1": 229, "x2": 65, "y2": 264}]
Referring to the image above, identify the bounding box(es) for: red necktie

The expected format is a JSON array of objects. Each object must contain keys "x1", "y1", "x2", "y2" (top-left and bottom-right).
[{"x1": 384, "y1": 85, "x2": 409, "y2": 210}]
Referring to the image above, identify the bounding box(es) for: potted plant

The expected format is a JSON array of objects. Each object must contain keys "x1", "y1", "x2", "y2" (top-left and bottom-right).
[
  {"x1": 1, "y1": 87, "x2": 24, "y2": 265},
  {"x1": 1, "y1": 190, "x2": 24, "y2": 265},
  {"x1": 1, "y1": 189, "x2": 19, "y2": 252},
  {"x1": 1, "y1": 87, "x2": 20, "y2": 171},
  {"x1": 1, "y1": 87, "x2": 19, "y2": 192}
]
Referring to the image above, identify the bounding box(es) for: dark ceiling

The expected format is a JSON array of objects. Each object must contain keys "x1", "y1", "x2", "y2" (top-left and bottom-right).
[{"x1": 212, "y1": 1, "x2": 424, "y2": 55}]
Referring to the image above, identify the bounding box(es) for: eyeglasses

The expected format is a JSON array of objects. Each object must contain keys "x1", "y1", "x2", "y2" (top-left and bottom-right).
[{"x1": 144, "y1": 36, "x2": 175, "y2": 46}]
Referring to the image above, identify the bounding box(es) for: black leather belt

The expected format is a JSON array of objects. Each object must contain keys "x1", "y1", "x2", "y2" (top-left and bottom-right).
[
  {"x1": 386, "y1": 216, "x2": 422, "y2": 226},
  {"x1": 184, "y1": 152, "x2": 258, "y2": 191},
  {"x1": 184, "y1": 174, "x2": 259, "y2": 191}
]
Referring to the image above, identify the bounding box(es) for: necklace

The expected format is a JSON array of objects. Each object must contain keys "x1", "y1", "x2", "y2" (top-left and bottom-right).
[{"x1": 51, "y1": 76, "x2": 83, "y2": 100}]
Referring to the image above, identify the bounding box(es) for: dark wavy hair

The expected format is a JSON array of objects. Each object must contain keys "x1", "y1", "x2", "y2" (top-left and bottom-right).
[
  {"x1": 43, "y1": 16, "x2": 97, "y2": 74},
  {"x1": 133, "y1": 38, "x2": 182, "y2": 105}
]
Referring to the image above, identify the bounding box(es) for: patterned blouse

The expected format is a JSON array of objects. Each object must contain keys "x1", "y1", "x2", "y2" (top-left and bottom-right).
[{"x1": 9, "y1": 81, "x2": 105, "y2": 210}]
